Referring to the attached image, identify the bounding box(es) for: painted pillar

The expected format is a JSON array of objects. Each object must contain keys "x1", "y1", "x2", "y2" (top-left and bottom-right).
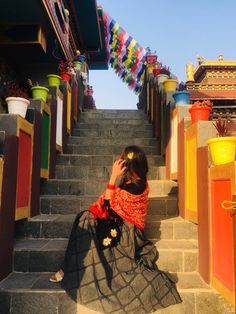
[
  {"x1": 209, "y1": 162, "x2": 236, "y2": 308},
  {"x1": 177, "y1": 117, "x2": 191, "y2": 218},
  {"x1": 0, "y1": 132, "x2": 18, "y2": 281},
  {"x1": 185, "y1": 121, "x2": 216, "y2": 223}
]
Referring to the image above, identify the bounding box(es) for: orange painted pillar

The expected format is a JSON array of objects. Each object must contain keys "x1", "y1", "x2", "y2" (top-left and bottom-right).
[
  {"x1": 209, "y1": 162, "x2": 236, "y2": 308},
  {"x1": 185, "y1": 121, "x2": 216, "y2": 223},
  {"x1": 197, "y1": 146, "x2": 211, "y2": 283},
  {"x1": 177, "y1": 117, "x2": 191, "y2": 218},
  {"x1": 166, "y1": 105, "x2": 190, "y2": 180}
]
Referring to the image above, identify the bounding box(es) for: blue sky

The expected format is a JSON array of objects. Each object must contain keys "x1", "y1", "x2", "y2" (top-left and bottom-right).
[{"x1": 90, "y1": 0, "x2": 236, "y2": 109}]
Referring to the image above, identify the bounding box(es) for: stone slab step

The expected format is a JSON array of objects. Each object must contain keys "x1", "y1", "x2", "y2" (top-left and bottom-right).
[
  {"x1": 40, "y1": 179, "x2": 106, "y2": 196},
  {"x1": 144, "y1": 216, "x2": 198, "y2": 240},
  {"x1": 68, "y1": 136, "x2": 157, "y2": 147},
  {"x1": 77, "y1": 118, "x2": 151, "y2": 125},
  {"x1": 148, "y1": 196, "x2": 178, "y2": 216},
  {"x1": 81, "y1": 109, "x2": 147, "y2": 118},
  {"x1": 80, "y1": 109, "x2": 147, "y2": 119},
  {"x1": 72, "y1": 129, "x2": 153, "y2": 138},
  {"x1": 40, "y1": 179, "x2": 177, "y2": 197},
  {"x1": 40, "y1": 195, "x2": 97, "y2": 214},
  {"x1": 39, "y1": 195, "x2": 178, "y2": 215},
  {"x1": 78, "y1": 123, "x2": 153, "y2": 131},
  {"x1": 55, "y1": 165, "x2": 161, "y2": 180},
  {"x1": 0, "y1": 272, "x2": 234, "y2": 314},
  {"x1": 14, "y1": 215, "x2": 198, "y2": 240},
  {"x1": 148, "y1": 180, "x2": 178, "y2": 196},
  {"x1": 56, "y1": 154, "x2": 164, "y2": 167},
  {"x1": 65, "y1": 144, "x2": 159, "y2": 155},
  {"x1": 13, "y1": 238, "x2": 198, "y2": 273}
]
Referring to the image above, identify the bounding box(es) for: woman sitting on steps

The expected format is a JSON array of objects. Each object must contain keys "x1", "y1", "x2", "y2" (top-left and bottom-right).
[{"x1": 50, "y1": 145, "x2": 182, "y2": 313}]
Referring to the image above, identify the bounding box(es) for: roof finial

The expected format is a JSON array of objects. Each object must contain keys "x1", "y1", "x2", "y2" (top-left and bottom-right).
[{"x1": 219, "y1": 52, "x2": 223, "y2": 61}]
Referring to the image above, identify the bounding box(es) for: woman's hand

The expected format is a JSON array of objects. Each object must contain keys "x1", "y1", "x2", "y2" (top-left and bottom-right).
[{"x1": 111, "y1": 159, "x2": 127, "y2": 179}]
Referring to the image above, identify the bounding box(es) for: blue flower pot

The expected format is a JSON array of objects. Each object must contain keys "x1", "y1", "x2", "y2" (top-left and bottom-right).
[{"x1": 173, "y1": 91, "x2": 190, "y2": 105}]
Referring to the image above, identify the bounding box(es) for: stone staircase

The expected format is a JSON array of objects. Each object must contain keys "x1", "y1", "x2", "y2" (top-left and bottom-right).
[{"x1": 0, "y1": 110, "x2": 235, "y2": 314}]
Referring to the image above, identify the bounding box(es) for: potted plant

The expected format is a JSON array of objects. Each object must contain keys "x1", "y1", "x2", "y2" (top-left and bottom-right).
[
  {"x1": 58, "y1": 59, "x2": 74, "y2": 82},
  {"x1": 189, "y1": 100, "x2": 213, "y2": 123},
  {"x1": 30, "y1": 80, "x2": 49, "y2": 103},
  {"x1": 207, "y1": 116, "x2": 236, "y2": 165},
  {"x1": 172, "y1": 82, "x2": 190, "y2": 105},
  {"x1": 73, "y1": 50, "x2": 85, "y2": 71},
  {"x1": 163, "y1": 73, "x2": 178, "y2": 93},
  {"x1": 156, "y1": 65, "x2": 170, "y2": 85},
  {"x1": 4, "y1": 80, "x2": 30, "y2": 118}
]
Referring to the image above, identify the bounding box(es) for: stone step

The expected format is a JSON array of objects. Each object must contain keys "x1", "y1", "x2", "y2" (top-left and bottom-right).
[
  {"x1": 80, "y1": 109, "x2": 147, "y2": 119},
  {"x1": 40, "y1": 179, "x2": 177, "y2": 197},
  {"x1": 65, "y1": 144, "x2": 159, "y2": 155},
  {"x1": 72, "y1": 128, "x2": 153, "y2": 138},
  {"x1": 40, "y1": 195, "x2": 178, "y2": 216},
  {"x1": 148, "y1": 180, "x2": 178, "y2": 196},
  {"x1": 56, "y1": 154, "x2": 164, "y2": 167},
  {"x1": 39, "y1": 179, "x2": 112, "y2": 196},
  {"x1": 78, "y1": 123, "x2": 153, "y2": 131},
  {"x1": 13, "y1": 238, "x2": 198, "y2": 273},
  {"x1": 40, "y1": 195, "x2": 97, "y2": 214},
  {"x1": 77, "y1": 118, "x2": 151, "y2": 125},
  {"x1": 68, "y1": 136, "x2": 157, "y2": 147},
  {"x1": 55, "y1": 165, "x2": 161, "y2": 180},
  {"x1": 148, "y1": 196, "x2": 178, "y2": 216},
  {"x1": 14, "y1": 215, "x2": 197, "y2": 240},
  {"x1": 0, "y1": 272, "x2": 234, "y2": 314},
  {"x1": 144, "y1": 216, "x2": 198, "y2": 240}
]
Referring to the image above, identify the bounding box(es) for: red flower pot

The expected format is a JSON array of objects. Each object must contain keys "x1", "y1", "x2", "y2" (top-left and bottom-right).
[
  {"x1": 189, "y1": 106, "x2": 211, "y2": 124},
  {"x1": 153, "y1": 69, "x2": 161, "y2": 77},
  {"x1": 60, "y1": 72, "x2": 71, "y2": 82}
]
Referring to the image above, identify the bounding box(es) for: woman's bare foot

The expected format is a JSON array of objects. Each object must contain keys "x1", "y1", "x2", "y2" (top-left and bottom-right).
[{"x1": 49, "y1": 269, "x2": 64, "y2": 282}]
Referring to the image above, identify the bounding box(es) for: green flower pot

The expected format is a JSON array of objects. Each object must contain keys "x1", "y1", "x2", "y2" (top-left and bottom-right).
[
  {"x1": 73, "y1": 61, "x2": 82, "y2": 71},
  {"x1": 47, "y1": 74, "x2": 61, "y2": 87},
  {"x1": 31, "y1": 86, "x2": 49, "y2": 103}
]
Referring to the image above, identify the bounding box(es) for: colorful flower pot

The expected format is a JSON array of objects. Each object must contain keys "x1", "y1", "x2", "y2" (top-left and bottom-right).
[
  {"x1": 60, "y1": 72, "x2": 71, "y2": 82},
  {"x1": 73, "y1": 61, "x2": 82, "y2": 71},
  {"x1": 6, "y1": 97, "x2": 30, "y2": 118},
  {"x1": 47, "y1": 74, "x2": 61, "y2": 87},
  {"x1": 189, "y1": 106, "x2": 211, "y2": 124},
  {"x1": 153, "y1": 69, "x2": 161, "y2": 77},
  {"x1": 78, "y1": 55, "x2": 86, "y2": 63},
  {"x1": 163, "y1": 79, "x2": 178, "y2": 93},
  {"x1": 31, "y1": 86, "x2": 49, "y2": 103},
  {"x1": 173, "y1": 91, "x2": 190, "y2": 105},
  {"x1": 207, "y1": 136, "x2": 236, "y2": 165},
  {"x1": 157, "y1": 74, "x2": 169, "y2": 85}
]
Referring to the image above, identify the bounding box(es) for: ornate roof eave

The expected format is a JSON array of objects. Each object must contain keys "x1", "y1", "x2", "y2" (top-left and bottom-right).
[{"x1": 194, "y1": 61, "x2": 236, "y2": 81}]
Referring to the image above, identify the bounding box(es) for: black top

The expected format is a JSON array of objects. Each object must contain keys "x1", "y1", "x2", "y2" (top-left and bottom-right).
[{"x1": 119, "y1": 180, "x2": 146, "y2": 195}]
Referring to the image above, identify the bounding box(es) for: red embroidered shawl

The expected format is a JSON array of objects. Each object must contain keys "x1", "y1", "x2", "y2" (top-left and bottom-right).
[{"x1": 89, "y1": 185, "x2": 149, "y2": 230}]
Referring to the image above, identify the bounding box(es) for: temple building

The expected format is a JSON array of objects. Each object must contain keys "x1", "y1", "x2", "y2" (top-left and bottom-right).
[{"x1": 186, "y1": 53, "x2": 236, "y2": 110}]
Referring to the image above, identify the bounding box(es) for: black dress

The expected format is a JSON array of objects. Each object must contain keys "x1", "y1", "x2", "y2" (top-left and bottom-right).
[{"x1": 60, "y1": 183, "x2": 182, "y2": 314}]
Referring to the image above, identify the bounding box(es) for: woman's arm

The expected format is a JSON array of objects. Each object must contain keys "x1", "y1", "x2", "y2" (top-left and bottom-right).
[{"x1": 104, "y1": 159, "x2": 126, "y2": 200}]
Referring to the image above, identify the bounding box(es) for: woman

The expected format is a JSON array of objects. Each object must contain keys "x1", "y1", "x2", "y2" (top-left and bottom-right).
[{"x1": 50, "y1": 146, "x2": 182, "y2": 313}]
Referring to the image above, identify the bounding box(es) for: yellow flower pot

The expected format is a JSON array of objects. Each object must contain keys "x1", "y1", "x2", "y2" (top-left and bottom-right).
[
  {"x1": 207, "y1": 136, "x2": 236, "y2": 165},
  {"x1": 163, "y1": 79, "x2": 178, "y2": 93}
]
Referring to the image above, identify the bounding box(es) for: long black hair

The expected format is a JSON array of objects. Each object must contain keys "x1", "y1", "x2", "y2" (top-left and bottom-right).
[{"x1": 119, "y1": 146, "x2": 149, "y2": 187}]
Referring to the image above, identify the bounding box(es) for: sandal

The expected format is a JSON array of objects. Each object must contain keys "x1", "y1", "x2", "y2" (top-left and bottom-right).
[{"x1": 49, "y1": 270, "x2": 64, "y2": 283}]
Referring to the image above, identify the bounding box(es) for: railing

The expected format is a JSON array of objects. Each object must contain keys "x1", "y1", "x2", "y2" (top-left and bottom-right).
[
  {"x1": 140, "y1": 64, "x2": 236, "y2": 309},
  {"x1": 0, "y1": 70, "x2": 85, "y2": 281}
]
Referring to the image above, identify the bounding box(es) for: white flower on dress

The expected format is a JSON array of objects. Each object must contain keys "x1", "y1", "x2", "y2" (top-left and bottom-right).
[
  {"x1": 110, "y1": 229, "x2": 118, "y2": 237},
  {"x1": 103, "y1": 237, "x2": 112, "y2": 246}
]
